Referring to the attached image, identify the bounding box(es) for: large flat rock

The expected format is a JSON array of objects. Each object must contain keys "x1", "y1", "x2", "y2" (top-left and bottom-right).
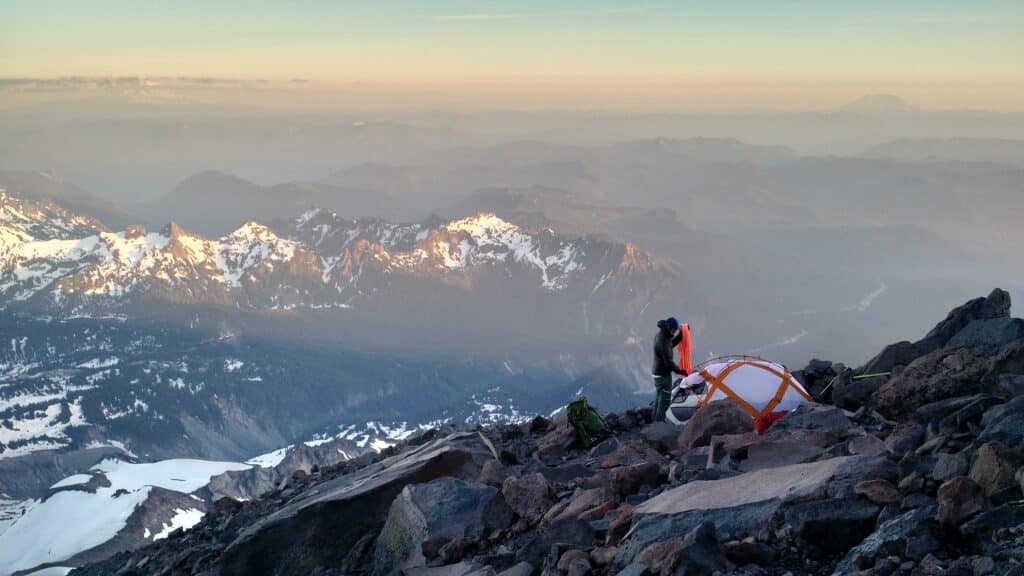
[
  {"x1": 220, "y1": 431, "x2": 496, "y2": 576},
  {"x1": 616, "y1": 455, "x2": 887, "y2": 566}
]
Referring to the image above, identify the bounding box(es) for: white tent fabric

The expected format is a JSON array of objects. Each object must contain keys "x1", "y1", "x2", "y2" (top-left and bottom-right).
[{"x1": 676, "y1": 359, "x2": 811, "y2": 417}]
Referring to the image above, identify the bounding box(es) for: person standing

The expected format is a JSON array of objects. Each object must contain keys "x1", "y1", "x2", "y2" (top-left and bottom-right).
[{"x1": 652, "y1": 317, "x2": 687, "y2": 422}]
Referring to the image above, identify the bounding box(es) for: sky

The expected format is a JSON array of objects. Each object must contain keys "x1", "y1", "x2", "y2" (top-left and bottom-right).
[{"x1": 2, "y1": 0, "x2": 1023, "y2": 110}]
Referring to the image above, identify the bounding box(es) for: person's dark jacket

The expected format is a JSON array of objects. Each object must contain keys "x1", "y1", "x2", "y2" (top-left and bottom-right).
[{"x1": 652, "y1": 320, "x2": 685, "y2": 376}]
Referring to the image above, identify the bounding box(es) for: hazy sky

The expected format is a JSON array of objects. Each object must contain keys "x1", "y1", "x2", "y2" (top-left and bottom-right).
[{"x1": 3, "y1": 0, "x2": 1023, "y2": 110}]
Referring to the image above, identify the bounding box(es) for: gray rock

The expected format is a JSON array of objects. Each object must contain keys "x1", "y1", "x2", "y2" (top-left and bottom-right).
[
  {"x1": 497, "y1": 562, "x2": 535, "y2": 576},
  {"x1": 770, "y1": 403, "x2": 852, "y2": 433},
  {"x1": 220, "y1": 431, "x2": 496, "y2": 576},
  {"x1": 641, "y1": 422, "x2": 680, "y2": 455},
  {"x1": 372, "y1": 478, "x2": 511, "y2": 574},
  {"x1": 673, "y1": 521, "x2": 727, "y2": 576},
  {"x1": 997, "y1": 374, "x2": 1024, "y2": 397},
  {"x1": 723, "y1": 541, "x2": 774, "y2": 566},
  {"x1": 886, "y1": 423, "x2": 926, "y2": 458},
  {"x1": 785, "y1": 498, "x2": 880, "y2": 553},
  {"x1": 617, "y1": 455, "x2": 890, "y2": 566},
  {"x1": 833, "y1": 506, "x2": 937, "y2": 575},
  {"x1": 589, "y1": 437, "x2": 621, "y2": 458},
  {"x1": 557, "y1": 549, "x2": 592, "y2": 576},
  {"x1": 945, "y1": 318, "x2": 1024, "y2": 356},
  {"x1": 872, "y1": 347, "x2": 993, "y2": 418},
  {"x1": 863, "y1": 288, "x2": 1010, "y2": 374},
  {"x1": 979, "y1": 396, "x2": 1024, "y2": 450},
  {"x1": 833, "y1": 373, "x2": 888, "y2": 411},
  {"x1": 932, "y1": 451, "x2": 971, "y2": 482},
  {"x1": 616, "y1": 564, "x2": 651, "y2": 576},
  {"x1": 849, "y1": 435, "x2": 889, "y2": 458},
  {"x1": 969, "y1": 442, "x2": 1024, "y2": 496}
]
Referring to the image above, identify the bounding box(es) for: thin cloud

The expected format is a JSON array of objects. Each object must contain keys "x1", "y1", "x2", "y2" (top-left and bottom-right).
[
  {"x1": 435, "y1": 4, "x2": 660, "y2": 23},
  {"x1": 436, "y1": 13, "x2": 526, "y2": 22}
]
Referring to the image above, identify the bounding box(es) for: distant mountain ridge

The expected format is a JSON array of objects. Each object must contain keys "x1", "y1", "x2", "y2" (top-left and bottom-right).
[{"x1": 2, "y1": 189, "x2": 676, "y2": 322}]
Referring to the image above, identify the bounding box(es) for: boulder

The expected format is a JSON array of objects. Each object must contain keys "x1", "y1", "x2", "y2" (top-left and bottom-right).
[
  {"x1": 677, "y1": 400, "x2": 752, "y2": 453},
  {"x1": 945, "y1": 318, "x2": 1024, "y2": 356},
  {"x1": 498, "y1": 562, "x2": 534, "y2": 576},
  {"x1": 372, "y1": 478, "x2": 511, "y2": 574},
  {"x1": 832, "y1": 372, "x2": 888, "y2": 411},
  {"x1": 557, "y1": 549, "x2": 592, "y2": 576},
  {"x1": 969, "y1": 442, "x2": 1024, "y2": 496},
  {"x1": 862, "y1": 289, "x2": 1011, "y2": 374},
  {"x1": 915, "y1": 394, "x2": 1002, "y2": 428},
  {"x1": 616, "y1": 565, "x2": 651, "y2": 576},
  {"x1": 502, "y1": 473, "x2": 556, "y2": 524},
  {"x1": 606, "y1": 505, "x2": 634, "y2": 546},
  {"x1": 641, "y1": 422, "x2": 680, "y2": 456},
  {"x1": 671, "y1": 521, "x2": 726, "y2": 576},
  {"x1": 872, "y1": 347, "x2": 992, "y2": 418},
  {"x1": 220, "y1": 431, "x2": 497, "y2": 576},
  {"x1": 478, "y1": 460, "x2": 511, "y2": 487},
  {"x1": 634, "y1": 522, "x2": 725, "y2": 576},
  {"x1": 598, "y1": 441, "x2": 664, "y2": 469},
  {"x1": 854, "y1": 479, "x2": 902, "y2": 505},
  {"x1": 785, "y1": 498, "x2": 880, "y2": 553},
  {"x1": 589, "y1": 546, "x2": 617, "y2": 567},
  {"x1": 723, "y1": 541, "x2": 774, "y2": 566},
  {"x1": 617, "y1": 455, "x2": 891, "y2": 566},
  {"x1": 979, "y1": 396, "x2": 1024, "y2": 450},
  {"x1": 589, "y1": 437, "x2": 621, "y2": 458},
  {"x1": 545, "y1": 487, "x2": 610, "y2": 523},
  {"x1": 886, "y1": 423, "x2": 926, "y2": 458},
  {"x1": 610, "y1": 463, "x2": 661, "y2": 497},
  {"x1": 849, "y1": 435, "x2": 889, "y2": 458},
  {"x1": 739, "y1": 435, "x2": 826, "y2": 472},
  {"x1": 770, "y1": 403, "x2": 851, "y2": 434},
  {"x1": 833, "y1": 506, "x2": 938, "y2": 575},
  {"x1": 936, "y1": 477, "x2": 985, "y2": 527},
  {"x1": 536, "y1": 425, "x2": 576, "y2": 465},
  {"x1": 997, "y1": 374, "x2": 1024, "y2": 397},
  {"x1": 931, "y1": 451, "x2": 971, "y2": 482}
]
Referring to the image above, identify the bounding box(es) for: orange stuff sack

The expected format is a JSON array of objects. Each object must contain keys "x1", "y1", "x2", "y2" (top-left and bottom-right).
[{"x1": 678, "y1": 323, "x2": 693, "y2": 375}]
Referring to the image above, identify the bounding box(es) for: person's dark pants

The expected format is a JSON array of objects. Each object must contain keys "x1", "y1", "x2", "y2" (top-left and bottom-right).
[{"x1": 653, "y1": 374, "x2": 672, "y2": 422}]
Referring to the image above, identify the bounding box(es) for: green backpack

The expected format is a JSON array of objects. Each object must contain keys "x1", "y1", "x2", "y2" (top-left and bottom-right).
[{"x1": 567, "y1": 395, "x2": 609, "y2": 448}]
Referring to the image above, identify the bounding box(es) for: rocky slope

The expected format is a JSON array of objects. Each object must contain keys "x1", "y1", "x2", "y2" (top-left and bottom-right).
[{"x1": 66, "y1": 288, "x2": 1024, "y2": 576}]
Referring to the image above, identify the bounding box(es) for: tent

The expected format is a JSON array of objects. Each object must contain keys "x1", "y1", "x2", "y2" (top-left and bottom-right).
[{"x1": 674, "y1": 357, "x2": 813, "y2": 431}]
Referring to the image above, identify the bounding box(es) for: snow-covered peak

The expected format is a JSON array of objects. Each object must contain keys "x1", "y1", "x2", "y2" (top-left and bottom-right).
[{"x1": 444, "y1": 212, "x2": 520, "y2": 237}]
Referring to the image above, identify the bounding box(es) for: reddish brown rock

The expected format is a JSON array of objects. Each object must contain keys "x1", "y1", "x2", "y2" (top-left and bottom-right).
[
  {"x1": 677, "y1": 400, "x2": 752, "y2": 453},
  {"x1": 610, "y1": 463, "x2": 662, "y2": 497},
  {"x1": 937, "y1": 476, "x2": 985, "y2": 526},
  {"x1": 854, "y1": 479, "x2": 902, "y2": 505},
  {"x1": 502, "y1": 473, "x2": 555, "y2": 524}
]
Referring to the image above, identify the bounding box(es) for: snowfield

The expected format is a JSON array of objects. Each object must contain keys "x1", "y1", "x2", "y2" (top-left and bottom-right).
[{"x1": 0, "y1": 458, "x2": 249, "y2": 575}]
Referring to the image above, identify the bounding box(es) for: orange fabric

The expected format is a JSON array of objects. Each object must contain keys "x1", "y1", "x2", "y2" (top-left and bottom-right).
[{"x1": 677, "y1": 323, "x2": 693, "y2": 375}]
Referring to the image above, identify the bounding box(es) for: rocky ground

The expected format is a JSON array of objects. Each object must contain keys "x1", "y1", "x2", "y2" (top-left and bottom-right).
[{"x1": 69, "y1": 289, "x2": 1024, "y2": 576}]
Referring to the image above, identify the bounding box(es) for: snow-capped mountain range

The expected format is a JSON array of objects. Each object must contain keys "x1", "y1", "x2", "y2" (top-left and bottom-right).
[
  {"x1": 1, "y1": 188, "x2": 675, "y2": 489},
  {"x1": 2, "y1": 189, "x2": 669, "y2": 314}
]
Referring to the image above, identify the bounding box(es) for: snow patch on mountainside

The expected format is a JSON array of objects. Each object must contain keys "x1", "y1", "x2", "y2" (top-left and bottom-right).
[{"x1": 0, "y1": 458, "x2": 249, "y2": 575}]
